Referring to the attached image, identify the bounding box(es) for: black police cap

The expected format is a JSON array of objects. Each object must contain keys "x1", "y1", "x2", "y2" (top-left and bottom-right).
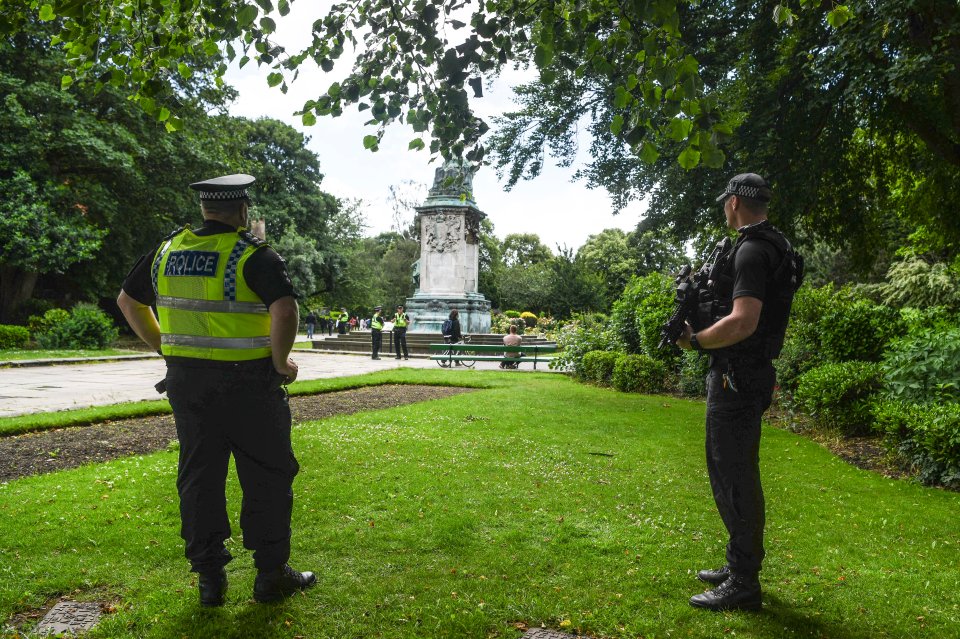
[
  {"x1": 189, "y1": 174, "x2": 255, "y2": 201},
  {"x1": 716, "y1": 173, "x2": 771, "y2": 203}
]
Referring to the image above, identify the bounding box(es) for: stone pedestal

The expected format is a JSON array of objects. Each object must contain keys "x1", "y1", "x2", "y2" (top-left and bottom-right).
[{"x1": 407, "y1": 160, "x2": 491, "y2": 334}]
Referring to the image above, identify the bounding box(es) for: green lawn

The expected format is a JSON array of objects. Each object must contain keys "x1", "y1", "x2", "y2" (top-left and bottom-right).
[
  {"x1": 0, "y1": 348, "x2": 141, "y2": 361},
  {"x1": 1, "y1": 372, "x2": 958, "y2": 638}
]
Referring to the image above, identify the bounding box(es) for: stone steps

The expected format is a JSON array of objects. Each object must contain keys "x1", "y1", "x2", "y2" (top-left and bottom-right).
[{"x1": 309, "y1": 332, "x2": 556, "y2": 357}]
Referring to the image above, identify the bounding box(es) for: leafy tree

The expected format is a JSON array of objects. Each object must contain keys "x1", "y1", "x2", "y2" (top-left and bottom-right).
[
  {"x1": 501, "y1": 233, "x2": 553, "y2": 268},
  {"x1": 477, "y1": 218, "x2": 504, "y2": 307},
  {"x1": 547, "y1": 247, "x2": 606, "y2": 319},
  {"x1": 0, "y1": 172, "x2": 104, "y2": 322},
  {"x1": 578, "y1": 229, "x2": 638, "y2": 304}
]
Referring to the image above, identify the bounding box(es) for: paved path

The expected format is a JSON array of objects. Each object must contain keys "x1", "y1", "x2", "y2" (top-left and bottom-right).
[{"x1": 0, "y1": 347, "x2": 555, "y2": 417}]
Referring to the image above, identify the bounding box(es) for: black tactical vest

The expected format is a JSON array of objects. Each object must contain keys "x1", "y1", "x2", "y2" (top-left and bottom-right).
[{"x1": 698, "y1": 221, "x2": 803, "y2": 360}]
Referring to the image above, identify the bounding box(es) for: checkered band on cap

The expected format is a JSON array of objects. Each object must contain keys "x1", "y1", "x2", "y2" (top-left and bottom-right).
[
  {"x1": 716, "y1": 173, "x2": 771, "y2": 202},
  {"x1": 197, "y1": 188, "x2": 249, "y2": 201},
  {"x1": 728, "y1": 182, "x2": 766, "y2": 199}
]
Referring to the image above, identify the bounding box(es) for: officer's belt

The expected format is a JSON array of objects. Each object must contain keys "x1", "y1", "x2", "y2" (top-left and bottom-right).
[
  {"x1": 161, "y1": 334, "x2": 272, "y2": 349},
  {"x1": 709, "y1": 355, "x2": 771, "y2": 369},
  {"x1": 156, "y1": 295, "x2": 269, "y2": 314}
]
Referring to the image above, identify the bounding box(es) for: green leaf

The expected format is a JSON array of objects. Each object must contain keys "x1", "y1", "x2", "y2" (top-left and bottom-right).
[
  {"x1": 237, "y1": 4, "x2": 258, "y2": 28},
  {"x1": 177, "y1": 63, "x2": 192, "y2": 79},
  {"x1": 826, "y1": 6, "x2": 852, "y2": 27},
  {"x1": 610, "y1": 114, "x2": 624, "y2": 136},
  {"x1": 278, "y1": 0, "x2": 290, "y2": 16},
  {"x1": 320, "y1": 58, "x2": 334, "y2": 72},
  {"x1": 239, "y1": 56, "x2": 250, "y2": 69},
  {"x1": 203, "y1": 39, "x2": 219, "y2": 56},
  {"x1": 772, "y1": 4, "x2": 795, "y2": 26},
  {"x1": 614, "y1": 86, "x2": 630, "y2": 109},
  {"x1": 700, "y1": 144, "x2": 725, "y2": 168},
  {"x1": 38, "y1": 4, "x2": 55, "y2": 20},
  {"x1": 164, "y1": 116, "x2": 182, "y2": 132},
  {"x1": 267, "y1": 72, "x2": 283, "y2": 87},
  {"x1": 60, "y1": 74, "x2": 73, "y2": 90},
  {"x1": 678, "y1": 146, "x2": 701, "y2": 169},
  {"x1": 362, "y1": 134, "x2": 379, "y2": 150},
  {"x1": 254, "y1": 0, "x2": 273, "y2": 12},
  {"x1": 639, "y1": 141, "x2": 660, "y2": 164},
  {"x1": 533, "y1": 44, "x2": 553, "y2": 68},
  {"x1": 260, "y1": 17, "x2": 276, "y2": 33},
  {"x1": 665, "y1": 118, "x2": 693, "y2": 142},
  {"x1": 158, "y1": 107, "x2": 171, "y2": 122},
  {"x1": 302, "y1": 112, "x2": 317, "y2": 126},
  {"x1": 408, "y1": 137, "x2": 425, "y2": 151}
]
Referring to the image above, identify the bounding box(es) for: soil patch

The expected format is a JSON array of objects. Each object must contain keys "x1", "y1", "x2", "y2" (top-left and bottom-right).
[{"x1": 0, "y1": 384, "x2": 473, "y2": 482}]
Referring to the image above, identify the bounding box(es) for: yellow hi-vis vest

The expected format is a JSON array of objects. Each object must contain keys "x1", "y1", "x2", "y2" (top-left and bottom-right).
[
  {"x1": 394, "y1": 312, "x2": 408, "y2": 327},
  {"x1": 152, "y1": 227, "x2": 272, "y2": 361}
]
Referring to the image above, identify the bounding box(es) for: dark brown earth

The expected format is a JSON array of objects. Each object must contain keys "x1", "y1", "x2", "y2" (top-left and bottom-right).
[{"x1": 0, "y1": 385, "x2": 474, "y2": 482}]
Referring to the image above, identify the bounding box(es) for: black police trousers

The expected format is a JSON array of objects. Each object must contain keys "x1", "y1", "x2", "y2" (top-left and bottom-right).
[
  {"x1": 166, "y1": 360, "x2": 299, "y2": 574},
  {"x1": 371, "y1": 329, "x2": 382, "y2": 358},
  {"x1": 394, "y1": 327, "x2": 408, "y2": 358},
  {"x1": 705, "y1": 359, "x2": 775, "y2": 576}
]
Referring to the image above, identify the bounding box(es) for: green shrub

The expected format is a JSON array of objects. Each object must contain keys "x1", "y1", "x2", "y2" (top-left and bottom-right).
[
  {"x1": 882, "y1": 327, "x2": 960, "y2": 404},
  {"x1": 610, "y1": 273, "x2": 676, "y2": 364},
  {"x1": 550, "y1": 316, "x2": 621, "y2": 375},
  {"x1": 611, "y1": 353, "x2": 667, "y2": 394},
  {"x1": 0, "y1": 324, "x2": 30, "y2": 349},
  {"x1": 898, "y1": 306, "x2": 958, "y2": 337},
  {"x1": 504, "y1": 310, "x2": 521, "y2": 319},
  {"x1": 519, "y1": 311, "x2": 537, "y2": 328},
  {"x1": 28, "y1": 308, "x2": 69, "y2": 336},
  {"x1": 579, "y1": 350, "x2": 620, "y2": 385},
  {"x1": 818, "y1": 298, "x2": 903, "y2": 362},
  {"x1": 795, "y1": 361, "x2": 883, "y2": 435},
  {"x1": 35, "y1": 303, "x2": 119, "y2": 349},
  {"x1": 873, "y1": 400, "x2": 960, "y2": 488},
  {"x1": 678, "y1": 350, "x2": 709, "y2": 397}
]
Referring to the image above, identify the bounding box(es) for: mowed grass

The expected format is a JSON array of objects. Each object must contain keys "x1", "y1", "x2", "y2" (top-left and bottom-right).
[{"x1": 1, "y1": 372, "x2": 958, "y2": 638}]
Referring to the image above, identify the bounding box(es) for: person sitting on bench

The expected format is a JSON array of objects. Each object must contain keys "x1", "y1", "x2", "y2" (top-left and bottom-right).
[{"x1": 500, "y1": 324, "x2": 523, "y2": 369}]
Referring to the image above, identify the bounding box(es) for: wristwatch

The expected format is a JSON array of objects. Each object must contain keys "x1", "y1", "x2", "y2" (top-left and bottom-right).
[{"x1": 690, "y1": 333, "x2": 705, "y2": 351}]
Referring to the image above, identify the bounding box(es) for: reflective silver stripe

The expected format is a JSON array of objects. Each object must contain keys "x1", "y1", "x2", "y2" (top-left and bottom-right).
[
  {"x1": 156, "y1": 295, "x2": 268, "y2": 314},
  {"x1": 161, "y1": 334, "x2": 271, "y2": 349}
]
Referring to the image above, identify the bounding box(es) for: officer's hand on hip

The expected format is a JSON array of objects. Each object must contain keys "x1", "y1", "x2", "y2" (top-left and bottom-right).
[{"x1": 275, "y1": 358, "x2": 299, "y2": 384}]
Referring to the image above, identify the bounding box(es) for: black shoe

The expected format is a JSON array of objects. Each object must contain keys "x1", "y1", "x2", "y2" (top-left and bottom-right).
[
  {"x1": 372, "y1": 356, "x2": 381, "y2": 360},
  {"x1": 404, "y1": 357, "x2": 409, "y2": 360},
  {"x1": 689, "y1": 575, "x2": 762, "y2": 611},
  {"x1": 198, "y1": 568, "x2": 227, "y2": 607},
  {"x1": 253, "y1": 564, "x2": 317, "y2": 603},
  {"x1": 697, "y1": 565, "x2": 731, "y2": 585}
]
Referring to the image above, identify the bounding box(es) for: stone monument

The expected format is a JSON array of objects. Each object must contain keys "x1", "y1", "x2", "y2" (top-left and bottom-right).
[{"x1": 406, "y1": 160, "x2": 491, "y2": 333}]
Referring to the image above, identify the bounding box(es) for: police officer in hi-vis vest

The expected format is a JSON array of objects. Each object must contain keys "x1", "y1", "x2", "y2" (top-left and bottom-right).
[
  {"x1": 393, "y1": 304, "x2": 411, "y2": 359},
  {"x1": 677, "y1": 173, "x2": 802, "y2": 612},
  {"x1": 370, "y1": 305, "x2": 384, "y2": 359},
  {"x1": 117, "y1": 174, "x2": 315, "y2": 607}
]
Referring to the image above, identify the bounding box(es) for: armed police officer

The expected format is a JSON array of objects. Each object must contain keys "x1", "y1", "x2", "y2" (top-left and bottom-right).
[
  {"x1": 116, "y1": 174, "x2": 316, "y2": 607},
  {"x1": 676, "y1": 173, "x2": 802, "y2": 612}
]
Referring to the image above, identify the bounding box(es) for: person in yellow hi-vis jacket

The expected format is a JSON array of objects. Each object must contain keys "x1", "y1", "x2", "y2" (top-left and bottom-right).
[
  {"x1": 116, "y1": 174, "x2": 315, "y2": 608},
  {"x1": 393, "y1": 304, "x2": 411, "y2": 359}
]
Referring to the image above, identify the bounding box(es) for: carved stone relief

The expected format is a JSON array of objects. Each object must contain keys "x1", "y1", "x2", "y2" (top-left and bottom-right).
[{"x1": 424, "y1": 213, "x2": 462, "y2": 253}]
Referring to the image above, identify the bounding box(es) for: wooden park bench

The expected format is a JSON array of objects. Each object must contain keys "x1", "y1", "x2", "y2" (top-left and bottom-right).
[{"x1": 428, "y1": 343, "x2": 558, "y2": 370}]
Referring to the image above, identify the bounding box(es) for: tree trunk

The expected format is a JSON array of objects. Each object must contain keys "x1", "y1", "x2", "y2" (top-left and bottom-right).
[{"x1": 0, "y1": 265, "x2": 39, "y2": 324}]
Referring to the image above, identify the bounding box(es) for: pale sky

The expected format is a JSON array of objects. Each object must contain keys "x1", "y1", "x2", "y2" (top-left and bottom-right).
[{"x1": 222, "y1": 3, "x2": 645, "y2": 252}]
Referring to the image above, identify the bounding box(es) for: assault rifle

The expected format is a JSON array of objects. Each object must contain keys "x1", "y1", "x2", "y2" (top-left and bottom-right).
[{"x1": 658, "y1": 237, "x2": 732, "y2": 349}]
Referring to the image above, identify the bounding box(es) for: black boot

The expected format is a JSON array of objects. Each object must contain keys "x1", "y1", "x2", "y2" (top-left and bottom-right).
[
  {"x1": 198, "y1": 568, "x2": 227, "y2": 607},
  {"x1": 697, "y1": 565, "x2": 731, "y2": 585},
  {"x1": 689, "y1": 574, "x2": 762, "y2": 611},
  {"x1": 253, "y1": 564, "x2": 317, "y2": 603}
]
